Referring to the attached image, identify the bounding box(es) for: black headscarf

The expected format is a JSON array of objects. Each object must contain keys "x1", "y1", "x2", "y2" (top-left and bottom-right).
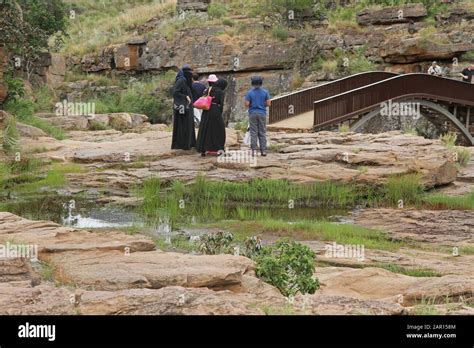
[
  {"x1": 182, "y1": 67, "x2": 193, "y2": 89},
  {"x1": 215, "y1": 78, "x2": 228, "y2": 91}
]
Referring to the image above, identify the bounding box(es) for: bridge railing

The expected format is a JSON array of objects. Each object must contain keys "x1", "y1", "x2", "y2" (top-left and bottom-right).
[
  {"x1": 313, "y1": 73, "x2": 474, "y2": 129},
  {"x1": 269, "y1": 71, "x2": 397, "y2": 124}
]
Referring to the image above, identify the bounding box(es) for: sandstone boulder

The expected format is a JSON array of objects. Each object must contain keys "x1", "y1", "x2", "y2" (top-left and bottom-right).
[
  {"x1": 351, "y1": 209, "x2": 474, "y2": 245},
  {"x1": 177, "y1": 0, "x2": 210, "y2": 12},
  {"x1": 0, "y1": 281, "x2": 75, "y2": 315},
  {"x1": 16, "y1": 122, "x2": 47, "y2": 138},
  {"x1": 357, "y1": 4, "x2": 427, "y2": 26},
  {"x1": 78, "y1": 286, "x2": 266, "y2": 315},
  {"x1": 45, "y1": 53, "x2": 66, "y2": 88},
  {"x1": 0, "y1": 212, "x2": 155, "y2": 254},
  {"x1": 0, "y1": 257, "x2": 40, "y2": 284},
  {"x1": 44, "y1": 115, "x2": 90, "y2": 130},
  {"x1": 380, "y1": 37, "x2": 474, "y2": 63},
  {"x1": 43, "y1": 249, "x2": 255, "y2": 291},
  {"x1": 295, "y1": 293, "x2": 407, "y2": 315},
  {"x1": 436, "y1": 7, "x2": 474, "y2": 26},
  {"x1": 317, "y1": 267, "x2": 474, "y2": 305}
]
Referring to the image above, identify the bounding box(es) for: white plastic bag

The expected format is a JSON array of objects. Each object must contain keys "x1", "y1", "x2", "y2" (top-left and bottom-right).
[
  {"x1": 193, "y1": 108, "x2": 202, "y2": 126},
  {"x1": 243, "y1": 130, "x2": 251, "y2": 146}
]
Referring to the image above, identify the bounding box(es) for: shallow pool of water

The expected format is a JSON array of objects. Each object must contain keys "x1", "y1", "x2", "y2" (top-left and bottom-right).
[{"x1": 0, "y1": 194, "x2": 350, "y2": 230}]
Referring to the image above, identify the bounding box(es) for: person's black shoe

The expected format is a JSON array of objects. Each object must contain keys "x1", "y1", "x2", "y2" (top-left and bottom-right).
[
  {"x1": 201, "y1": 152, "x2": 206, "y2": 157},
  {"x1": 261, "y1": 152, "x2": 267, "y2": 157},
  {"x1": 251, "y1": 150, "x2": 256, "y2": 157}
]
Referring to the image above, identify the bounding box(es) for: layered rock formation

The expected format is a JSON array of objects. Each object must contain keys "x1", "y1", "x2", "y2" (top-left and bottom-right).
[
  {"x1": 177, "y1": 0, "x2": 210, "y2": 12},
  {"x1": 356, "y1": 4, "x2": 427, "y2": 26},
  {"x1": 36, "y1": 112, "x2": 149, "y2": 131},
  {"x1": 1, "y1": 212, "x2": 472, "y2": 315},
  {"x1": 66, "y1": 2, "x2": 474, "y2": 122},
  {"x1": 352, "y1": 208, "x2": 474, "y2": 245},
  {"x1": 18, "y1": 127, "x2": 458, "y2": 191}
]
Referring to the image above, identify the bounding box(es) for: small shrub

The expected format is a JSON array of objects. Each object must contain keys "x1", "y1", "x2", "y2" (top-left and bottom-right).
[
  {"x1": 255, "y1": 239, "x2": 319, "y2": 297},
  {"x1": 322, "y1": 60, "x2": 338, "y2": 74},
  {"x1": 291, "y1": 73, "x2": 305, "y2": 89},
  {"x1": 403, "y1": 126, "x2": 418, "y2": 136},
  {"x1": 9, "y1": 156, "x2": 42, "y2": 174},
  {"x1": 272, "y1": 25, "x2": 289, "y2": 42},
  {"x1": 208, "y1": 2, "x2": 228, "y2": 19},
  {"x1": 311, "y1": 55, "x2": 324, "y2": 72},
  {"x1": 455, "y1": 147, "x2": 471, "y2": 167},
  {"x1": 461, "y1": 50, "x2": 474, "y2": 62},
  {"x1": 241, "y1": 236, "x2": 263, "y2": 259},
  {"x1": 4, "y1": 99, "x2": 35, "y2": 121},
  {"x1": 440, "y1": 132, "x2": 457, "y2": 148},
  {"x1": 109, "y1": 117, "x2": 129, "y2": 132},
  {"x1": 89, "y1": 120, "x2": 109, "y2": 131},
  {"x1": 3, "y1": 75, "x2": 25, "y2": 101},
  {"x1": 222, "y1": 17, "x2": 235, "y2": 26},
  {"x1": 199, "y1": 231, "x2": 234, "y2": 255},
  {"x1": 2, "y1": 115, "x2": 20, "y2": 154},
  {"x1": 338, "y1": 123, "x2": 350, "y2": 132},
  {"x1": 32, "y1": 86, "x2": 56, "y2": 113},
  {"x1": 385, "y1": 173, "x2": 424, "y2": 206}
]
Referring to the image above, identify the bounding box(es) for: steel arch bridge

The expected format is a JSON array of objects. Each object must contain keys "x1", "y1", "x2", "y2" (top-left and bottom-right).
[{"x1": 269, "y1": 72, "x2": 474, "y2": 145}]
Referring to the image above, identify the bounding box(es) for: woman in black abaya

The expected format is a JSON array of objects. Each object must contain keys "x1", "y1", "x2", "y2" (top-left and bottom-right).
[
  {"x1": 171, "y1": 65, "x2": 196, "y2": 150},
  {"x1": 196, "y1": 77, "x2": 227, "y2": 156}
]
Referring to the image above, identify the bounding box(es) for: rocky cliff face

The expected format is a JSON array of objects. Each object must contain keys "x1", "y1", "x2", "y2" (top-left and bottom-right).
[
  {"x1": 0, "y1": 47, "x2": 8, "y2": 103},
  {"x1": 62, "y1": 3, "x2": 474, "y2": 123}
]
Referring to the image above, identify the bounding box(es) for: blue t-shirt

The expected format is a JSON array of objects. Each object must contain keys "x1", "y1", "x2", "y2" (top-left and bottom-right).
[{"x1": 245, "y1": 87, "x2": 270, "y2": 115}]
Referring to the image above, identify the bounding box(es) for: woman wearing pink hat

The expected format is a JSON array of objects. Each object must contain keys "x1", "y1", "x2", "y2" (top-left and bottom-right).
[{"x1": 196, "y1": 75, "x2": 228, "y2": 156}]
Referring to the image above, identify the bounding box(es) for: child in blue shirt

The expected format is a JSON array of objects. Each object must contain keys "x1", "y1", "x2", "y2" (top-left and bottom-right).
[{"x1": 244, "y1": 76, "x2": 271, "y2": 156}]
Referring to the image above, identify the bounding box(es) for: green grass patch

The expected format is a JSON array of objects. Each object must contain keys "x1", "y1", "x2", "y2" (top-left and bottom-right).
[
  {"x1": 376, "y1": 263, "x2": 441, "y2": 277},
  {"x1": 4, "y1": 98, "x2": 66, "y2": 140},
  {"x1": 385, "y1": 173, "x2": 425, "y2": 207},
  {"x1": 423, "y1": 190, "x2": 474, "y2": 210},
  {"x1": 22, "y1": 116, "x2": 66, "y2": 140},
  {"x1": 272, "y1": 25, "x2": 289, "y2": 41},
  {"x1": 37, "y1": 261, "x2": 55, "y2": 282},
  {"x1": 196, "y1": 219, "x2": 402, "y2": 252},
  {"x1": 12, "y1": 163, "x2": 84, "y2": 193}
]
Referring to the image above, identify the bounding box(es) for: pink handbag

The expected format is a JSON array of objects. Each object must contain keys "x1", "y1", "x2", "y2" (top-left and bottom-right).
[{"x1": 193, "y1": 87, "x2": 213, "y2": 110}]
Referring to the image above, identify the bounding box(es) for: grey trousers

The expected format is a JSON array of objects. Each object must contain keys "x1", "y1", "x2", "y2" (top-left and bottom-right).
[{"x1": 249, "y1": 113, "x2": 267, "y2": 151}]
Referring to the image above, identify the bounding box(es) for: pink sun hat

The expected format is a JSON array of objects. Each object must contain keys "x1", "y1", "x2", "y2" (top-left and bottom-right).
[{"x1": 207, "y1": 74, "x2": 218, "y2": 83}]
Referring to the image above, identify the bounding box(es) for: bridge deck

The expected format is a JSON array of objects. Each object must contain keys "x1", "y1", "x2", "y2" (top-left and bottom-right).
[{"x1": 267, "y1": 110, "x2": 313, "y2": 131}]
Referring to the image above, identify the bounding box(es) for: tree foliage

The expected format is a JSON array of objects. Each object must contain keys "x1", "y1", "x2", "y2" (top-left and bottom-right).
[
  {"x1": 255, "y1": 239, "x2": 319, "y2": 297},
  {"x1": 0, "y1": 0, "x2": 67, "y2": 80}
]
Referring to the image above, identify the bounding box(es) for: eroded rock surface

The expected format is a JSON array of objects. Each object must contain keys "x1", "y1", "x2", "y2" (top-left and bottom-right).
[
  {"x1": 0, "y1": 212, "x2": 472, "y2": 315},
  {"x1": 351, "y1": 208, "x2": 474, "y2": 245},
  {"x1": 21, "y1": 130, "x2": 458, "y2": 193},
  {"x1": 317, "y1": 267, "x2": 474, "y2": 306}
]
